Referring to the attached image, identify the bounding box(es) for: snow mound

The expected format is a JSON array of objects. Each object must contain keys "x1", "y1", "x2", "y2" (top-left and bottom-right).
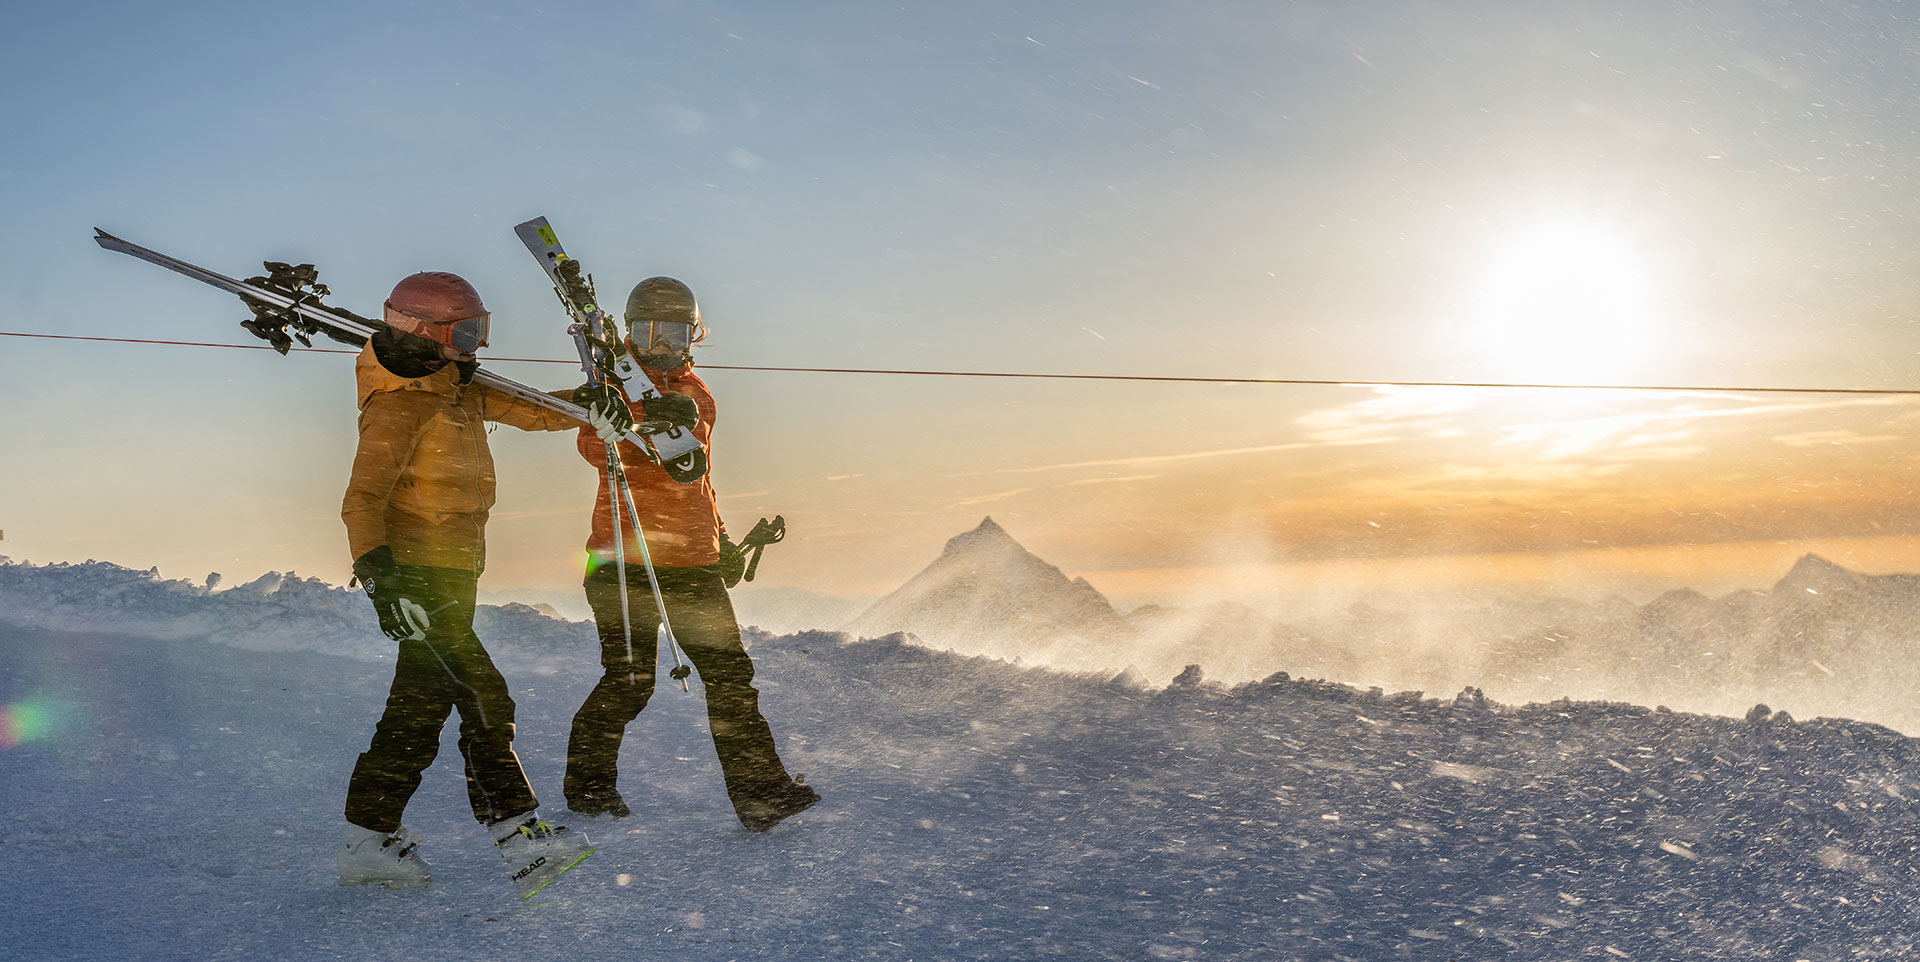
[{"x1": 0, "y1": 557, "x2": 594, "y2": 667}]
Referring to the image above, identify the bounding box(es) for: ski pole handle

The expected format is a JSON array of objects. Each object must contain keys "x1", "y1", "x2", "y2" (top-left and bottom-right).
[{"x1": 739, "y1": 515, "x2": 785, "y2": 582}]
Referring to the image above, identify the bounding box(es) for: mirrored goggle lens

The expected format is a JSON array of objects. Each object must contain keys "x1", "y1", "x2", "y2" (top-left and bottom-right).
[
  {"x1": 648, "y1": 319, "x2": 693, "y2": 352},
  {"x1": 448, "y1": 314, "x2": 489, "y2": 353}
]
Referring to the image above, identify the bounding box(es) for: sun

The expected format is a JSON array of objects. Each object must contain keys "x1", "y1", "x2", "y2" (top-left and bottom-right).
[{"x1": 1463, "y1": 220, "x2": 1665, "y2": 385}]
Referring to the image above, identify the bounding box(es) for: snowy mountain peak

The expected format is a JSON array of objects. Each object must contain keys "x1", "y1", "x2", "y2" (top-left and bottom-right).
[
  {"x1": 940, "y1": 516, "x2": 1017, "y2": 556},
  {"x1": 918, "y1": 517, "x2": 1067, "y2": 583},
  {"x1": 845, "y1": 517, "x2": 1129, "y2": 666},
  {"x1": 1774, "y1": 553, "x2": 1860, "y2": 596}
]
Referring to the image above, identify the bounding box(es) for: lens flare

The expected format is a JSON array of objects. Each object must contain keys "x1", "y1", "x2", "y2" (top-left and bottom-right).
[{"x1": 1, "y1": 699, "x2": 60, "y2": 748}]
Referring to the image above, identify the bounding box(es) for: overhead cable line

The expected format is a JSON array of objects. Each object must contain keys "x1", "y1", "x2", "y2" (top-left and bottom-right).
[
  {"x1": 4, "y1": 331, "x2": 361, "y2": 355},
  {"x1": 3, "y1": 329, "x2": 1915, "y2": 397},
  {"x1": 692, "y1": 364, "x2": 1920, "y2": 397}
]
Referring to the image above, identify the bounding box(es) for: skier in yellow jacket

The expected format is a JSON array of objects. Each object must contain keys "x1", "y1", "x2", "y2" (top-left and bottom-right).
[{"x1": 337, "y1": 271, "x2": 619, "y2": 897}]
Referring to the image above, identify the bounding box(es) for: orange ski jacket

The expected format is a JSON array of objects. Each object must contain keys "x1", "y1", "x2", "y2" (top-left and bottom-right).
[
  {"x1": 341, "y1": 344, "x2": 576, "y2": 573},
  {"x1": 575, "y1": 362, "x2": 725, "y2": 569}
]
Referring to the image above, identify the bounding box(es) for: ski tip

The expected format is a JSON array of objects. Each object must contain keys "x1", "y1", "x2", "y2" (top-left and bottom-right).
[
  {"x1": 93, "y1": 228, "x2": 138, "y2": 255},
  {"x1": 516, "y1": 847, "x2": 596, "y2": 901}
]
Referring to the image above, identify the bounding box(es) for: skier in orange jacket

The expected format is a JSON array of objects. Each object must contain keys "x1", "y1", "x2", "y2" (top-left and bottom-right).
[{"x1": 566, "y1": 276, "x2": 818, "y2": 831}]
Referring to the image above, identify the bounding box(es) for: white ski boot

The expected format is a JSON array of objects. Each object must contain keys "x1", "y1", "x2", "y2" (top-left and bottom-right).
[
  {"x1": 337, "y1": 823, "x2": 433, "y2": 889},
  {"x1": 493, "y1": 812, "x2": 595, "y2": 899}
]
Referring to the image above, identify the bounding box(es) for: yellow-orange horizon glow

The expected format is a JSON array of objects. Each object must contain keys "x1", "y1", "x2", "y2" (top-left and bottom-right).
[{"x1": 1078, "y1": 534, "x2": 1920, "y2": 611}]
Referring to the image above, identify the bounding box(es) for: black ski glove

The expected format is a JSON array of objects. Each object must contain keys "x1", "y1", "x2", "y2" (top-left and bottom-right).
[
  {"x1": 572, "y1": 382, "x2": 635, "y2": 437},
  {"x1": 719, "y1": 533, "x2": 747, "y2": 588},
  {"x1": 640, "y1": 392, "x2": 699, "y2": 431},
  {"x1": 352, "y1": 546, "x2": 432, "y2": 642},
  {"x1": 718, "y1": 516, "x2": 784, "y2": 587}
]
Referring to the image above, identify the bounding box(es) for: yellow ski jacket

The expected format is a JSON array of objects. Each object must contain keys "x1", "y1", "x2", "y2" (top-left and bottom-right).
[{"x1": 341, "y1": 344, "x2": 575, "y2": 573}]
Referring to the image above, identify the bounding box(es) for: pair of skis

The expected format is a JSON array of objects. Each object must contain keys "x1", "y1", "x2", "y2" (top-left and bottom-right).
[
  {"x1": 93, "y1": 219, "x2": 708, "y2": 690},
  {"x1": 91, "y1": 228, "x2": 699, "y2": 473}
]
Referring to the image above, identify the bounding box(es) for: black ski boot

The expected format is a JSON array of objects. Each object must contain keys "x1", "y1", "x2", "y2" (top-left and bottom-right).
[
  {"x1": 737, "y1": 778, "x2": 821, "y2": 832},
  {"x1": 567, "y1": 788, "x2": 632, "y2": 819}
]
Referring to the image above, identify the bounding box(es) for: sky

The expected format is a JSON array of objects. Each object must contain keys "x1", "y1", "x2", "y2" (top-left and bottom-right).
[{"x1": 5, "y1": 0, "x2": 1920, "y2": 617}]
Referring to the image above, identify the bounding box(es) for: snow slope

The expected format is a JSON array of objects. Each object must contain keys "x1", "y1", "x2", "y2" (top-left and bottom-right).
[{"x1": 5, "y1": 557, "x2": 1920, "y2": 960}]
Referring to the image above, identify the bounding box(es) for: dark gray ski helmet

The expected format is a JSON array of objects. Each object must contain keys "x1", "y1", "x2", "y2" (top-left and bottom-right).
[{"x1": 625, "y1": 276, "x2": 702, "y2": 353}]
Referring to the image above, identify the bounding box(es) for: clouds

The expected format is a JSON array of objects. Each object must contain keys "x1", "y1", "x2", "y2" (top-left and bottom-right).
[
  {"x1": 1774, "y1": 429, "x2": 1905, "y2": 449},
  {"x1": 1060, "y1": 473, "x2": 1162, "y2": 487},
  {"x1": 899, "y1": 382, "x2": 1920, "y2": 579},
  {"x1": 1295, "y1": 386, "x2": 1497, "y2": 445},
  {"x1": 664, "y1": 104, "x2": 709, "y2": 135},
  {"x1": 1295, "y1": 386, "x2": 1916, "y2": 467},
  {"x1": 727, "y1": 147, "x2": 768, "y2": 173},
  {"x1": 944, "y1": 487, "x2": 1032, "y2": 509},
  {"x1": 1493, "y1": 394, "x2": 1910, "y2": 462},
  {"x1": 950, "y1": 435, "x2": 1393, "y2": 479},
  {"x1": 1131, "y1": 386, "x2": 1920, "y2": 565}
]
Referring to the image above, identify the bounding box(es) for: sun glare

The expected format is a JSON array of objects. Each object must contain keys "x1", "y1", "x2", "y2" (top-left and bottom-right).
[{"x1": 1464, "y1": 221, "x2": 1664, "y2": 384}]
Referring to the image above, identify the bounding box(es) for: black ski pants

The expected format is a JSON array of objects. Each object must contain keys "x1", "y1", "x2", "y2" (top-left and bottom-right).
[
  {"x1": 345, "y1": 565, "x2": 538, "y2": 833},
  {"x1": 569, "y1": 563, "x2": 797, "y2": 822}
]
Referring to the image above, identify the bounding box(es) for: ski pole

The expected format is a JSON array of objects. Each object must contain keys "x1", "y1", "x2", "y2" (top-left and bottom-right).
[
  {"x1": 573, "y1": 343, "x2": 689, "y2": 693},
  {"x1": 411, "y1": 598, "x2": 484, "y2": 726},
  {"x1": 738, "y1": 515, "x2": 786, "y2": 583},
  {"x1": 604, "y1": 455, "x2": 640, "y2": 685},
  {"x1": 605, "y1": 452, "x2": 693, "y2": 692},
  {"x1": 573, "y1": 320, "x2": 643, "y2": 684}
]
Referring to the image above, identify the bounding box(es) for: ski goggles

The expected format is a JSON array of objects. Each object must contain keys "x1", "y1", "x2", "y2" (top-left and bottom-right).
[
  {"x1": 444, "y1": 314, "x2": 490, "y2": 353},
  {"x1": 639, "y1": 318, "x2": 695, "y2": 353},
  {"x1": 384, "y1": 304, "x2": 490, "y2": 353}
]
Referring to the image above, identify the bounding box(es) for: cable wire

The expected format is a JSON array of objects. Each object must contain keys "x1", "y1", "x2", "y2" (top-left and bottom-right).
[{"x1": 4, "y1": 329, "x2": 1915, "y2": 397}]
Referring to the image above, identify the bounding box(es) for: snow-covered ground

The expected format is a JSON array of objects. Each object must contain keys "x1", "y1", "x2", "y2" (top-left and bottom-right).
[{"x1": 5, "y1": 558, "x2": 1920, "y2": 960}]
